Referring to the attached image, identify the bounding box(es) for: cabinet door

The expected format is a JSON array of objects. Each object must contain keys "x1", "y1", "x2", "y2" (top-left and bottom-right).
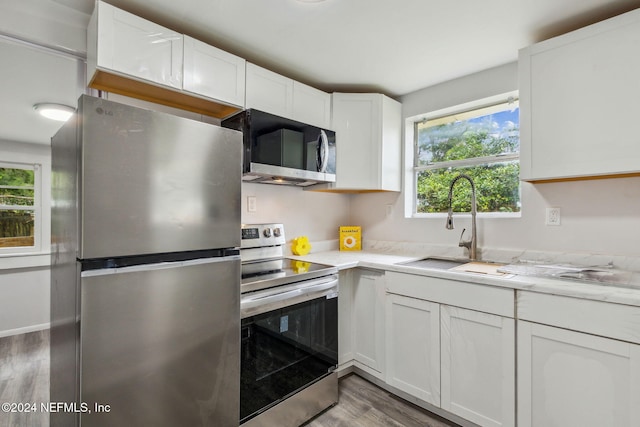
[
  {"x1": 331, "y1": 93, "x2": 381, "y2": 190},
  {"x1": 292, "y1": 81, "x2": 331, "y2": 129},
  {"x1": 330, "y1": 93, "x2": 401, "y2": 191},
  {"x1": 96, "y1": 1, "x2": 183, "y2": 89},
  {"x1": 518, "y1": 321, "x2": 640, "y2": 427},
  {"x1": 183, "y1": 36, "x2": 245, "y2": 107},
  {"x1": 441, "y1": 306, "x2": 515, "y2": 427},
  {"x1": 338, "y1": 270, "x2": 353, "y2": 367},
  {"x1": 352, "y1": 269, "x2": 385, "y2": 379},
  {"x1": 519, "y1": 10, "x2": 640, "y2": 180},
  {"x1": 386, "y1": 294, "x2": 440, "y2": 406},
  {"x1": 245, "y1": 63, "x2": 293, "y2": 118}
]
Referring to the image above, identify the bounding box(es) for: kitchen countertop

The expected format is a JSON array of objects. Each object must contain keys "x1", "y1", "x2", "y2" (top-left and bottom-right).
[{"x1": 289, "y1": 248, "x2": 640, "y2": 308}]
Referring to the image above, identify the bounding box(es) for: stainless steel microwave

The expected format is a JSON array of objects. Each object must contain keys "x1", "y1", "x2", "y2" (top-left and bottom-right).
[{"x1": 221, "y1": 109, "x2": 336, "y2": 187}]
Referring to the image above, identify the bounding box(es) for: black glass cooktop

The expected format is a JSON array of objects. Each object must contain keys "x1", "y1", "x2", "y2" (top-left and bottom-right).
[{"x1": 241, "y1": 258, "x2": 337, "y2": 293}]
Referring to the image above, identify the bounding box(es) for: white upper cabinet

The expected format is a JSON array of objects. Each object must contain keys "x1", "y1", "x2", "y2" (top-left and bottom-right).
[
  {"x1": 245, "y1": 63, "x2": 294, "y2": 118},
  {"x1": 183, "y1": 36, "x2": 245, "y2": 107},
  {"x1": 87, "y1": 1, "x2": 241, "y2": 118},
  {"x1": 330, "y1": 93, "x2": 402, "y2": 191},
  {"x1": 292, "y1": 81, "x2": 331, "y2": 129},
  {"x1": 245, "y1": 63, "x2": 331, "y2": 128},
  {"x1": 519, "y1": 9, "x2": 640, "y2": 181},
  {"x1": 89, "y1": 1, "x2": 183, "y2": 89}
]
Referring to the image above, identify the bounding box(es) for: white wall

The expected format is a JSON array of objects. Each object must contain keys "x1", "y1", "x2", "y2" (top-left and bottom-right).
[
  {"x1": 242, "y1": 183, "x2": 351, "y2": 244},
  {"x1": 351, "y1": 62, "x2": 640, "y2": 258},
  {"x1": 0, "y1": 0, "x2": 89, "y2": 54},
  {"x1": 0, "y1": 140, "x2": 52, "y2": 337},
  {"x1": 0, "y1": 267, "x2": 50, "y2": 337}
]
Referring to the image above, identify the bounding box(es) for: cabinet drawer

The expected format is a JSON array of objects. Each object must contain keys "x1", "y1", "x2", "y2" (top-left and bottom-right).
[
  {"x1": 517, "y1": 291, "x2": 640, "y2": 345},
  {"x1": 386, "y1": 272, "x2": 514, "y2": 317}
]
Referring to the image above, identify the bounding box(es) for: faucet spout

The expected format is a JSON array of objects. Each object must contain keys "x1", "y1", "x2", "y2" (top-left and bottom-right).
[{"x1": 446, "y1": 174, "x2": 477, "y2": 261}]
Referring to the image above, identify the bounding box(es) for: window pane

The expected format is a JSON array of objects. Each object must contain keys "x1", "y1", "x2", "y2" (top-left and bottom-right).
[
  {"x1": 0, "y1": 210, "x2": 35, "y2": 248},
  {"x1": 0, "y1": 188, "x2": 35, "y2": 207},
  {"x1": 416, "y1": 161, "x2": 521, "y2": 214},
  {"x1": 416, "y1": 107, "x2": 519, "y2": 166},
  {"x1": 0, "y1": 167, "x2": 36, "y2": 248},
  {"x1": 0, "y1": 167, "x2": 35, "y2": 207}
]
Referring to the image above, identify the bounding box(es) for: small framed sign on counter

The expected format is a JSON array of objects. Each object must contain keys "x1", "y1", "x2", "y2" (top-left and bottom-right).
[{"x1": 339, "y1": 226, "x2": 361, "y2": 251}]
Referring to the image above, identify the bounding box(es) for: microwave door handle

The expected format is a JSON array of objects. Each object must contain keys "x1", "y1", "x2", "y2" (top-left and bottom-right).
[{"x1": 318, "y1": 130, "x2": 329, "y2": 173}]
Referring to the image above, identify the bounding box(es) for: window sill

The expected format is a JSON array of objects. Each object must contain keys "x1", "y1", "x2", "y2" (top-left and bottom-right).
[
  {"x1": 410, "y1": 212, "x2": 522, "y2": 219},
  {"x1": 0, "y1": 252, "x2": 51, "y2": 270}
]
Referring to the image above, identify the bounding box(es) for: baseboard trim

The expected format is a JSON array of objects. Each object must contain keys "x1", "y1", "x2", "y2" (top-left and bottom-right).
[{"x1": 0, "y1": 322, "x2": 50, "y2": 338}]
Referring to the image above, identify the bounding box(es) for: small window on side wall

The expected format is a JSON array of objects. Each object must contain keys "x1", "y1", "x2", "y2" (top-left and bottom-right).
[
  {"x1": 413, "y1": 97, "x2": 520, "y2": 215},
  {"x1": 0, "y1": 163, "x2": 40, "y2": 252}
]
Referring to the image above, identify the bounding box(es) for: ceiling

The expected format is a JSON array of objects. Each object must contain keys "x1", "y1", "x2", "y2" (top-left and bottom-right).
[{"x1": 1, "y1": 0, "x2": 640, "y2": 145}]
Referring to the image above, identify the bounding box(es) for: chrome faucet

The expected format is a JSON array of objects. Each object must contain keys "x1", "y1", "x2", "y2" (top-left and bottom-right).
[{"x1": 445, "y1": 174, "x2": 477, "y2": 261}]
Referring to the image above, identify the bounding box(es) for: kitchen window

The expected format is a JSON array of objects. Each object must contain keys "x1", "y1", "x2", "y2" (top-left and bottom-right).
[
  {"x1": 412, "y1": 96, "x2": 520, "y2": 215},
  {"x1": 0, "y1": 162, "x2": 41, "y2": 252}
]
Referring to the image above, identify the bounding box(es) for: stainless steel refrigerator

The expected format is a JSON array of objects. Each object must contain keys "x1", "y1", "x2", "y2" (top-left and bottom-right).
[{"x1": 50, "y1": 95, "x2": 242, "y2": 427}]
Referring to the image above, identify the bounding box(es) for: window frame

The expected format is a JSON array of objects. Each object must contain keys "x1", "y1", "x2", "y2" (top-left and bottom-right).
[
  {"x1": 0, "y1": 161, "x2": 42, "y2": 255},
  {"x1": 406, "y1": 91, "x2": 521, "y2": 218}
]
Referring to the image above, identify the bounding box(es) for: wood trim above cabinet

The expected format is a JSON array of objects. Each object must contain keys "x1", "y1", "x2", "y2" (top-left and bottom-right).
[
  {"x1": 522, "y1": 172, "x2": 640, "y2": 184},
  {"x1": 89, "y1": 70, "x2": 241, "y2": 119}
]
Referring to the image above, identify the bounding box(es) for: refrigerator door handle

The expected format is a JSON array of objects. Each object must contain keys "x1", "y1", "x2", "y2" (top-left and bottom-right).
[{"x1": 81, "y1": 255, "x2": 241, "y2": 277}]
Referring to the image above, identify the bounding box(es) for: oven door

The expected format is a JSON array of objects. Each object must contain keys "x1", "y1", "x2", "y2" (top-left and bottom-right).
[{"x1": 240, "y1": 275, "x2": 338, "y2": 424}]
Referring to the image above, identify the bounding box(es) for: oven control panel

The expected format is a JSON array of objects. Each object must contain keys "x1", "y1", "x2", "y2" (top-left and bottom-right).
[{"x1": 241, "y1": 223, "x2": 286, "y2": 249}]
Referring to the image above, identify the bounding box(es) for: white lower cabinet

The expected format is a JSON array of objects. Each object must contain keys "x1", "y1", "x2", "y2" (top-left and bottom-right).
[
  {"x1": 386, "y1": 294, "x2": 440, "y2": 405},
  {"x1": 352, "y1": 269, "x2": 386, "y2": 379},
  {"x1": 337, "y1": 270, "x2": 353, "y2": 368},
  {"x1": 441, "y1": 306, "x2": 515, "y2": 427},
  {"x1": 385, "y1": 297, "x2": 515, "y2": 426},
  {"x1": 517, "y1": 320, "x2": 640, "y2": 427},
  {"x1": 384, "y1": 272, "x2": 515, "y2": 427},
  {"x1": 340, "y1": 269, "x2": 640, "y2": 427}
]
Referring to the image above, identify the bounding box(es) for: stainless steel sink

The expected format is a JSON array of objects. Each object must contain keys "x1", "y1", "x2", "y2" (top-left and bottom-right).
[
  {"x1": 396, "y1": 257, "x2": 509, "y2": 276},
  {"x1": 397, "y1": 257, "x2": 468, "y2": 270}
]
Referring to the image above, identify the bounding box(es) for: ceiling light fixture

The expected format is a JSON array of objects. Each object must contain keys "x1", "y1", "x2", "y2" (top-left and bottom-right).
[
  {"x1": 297, "y1": 0, "x2": 326, "y2": 3},
  {"x1": 33, "y1": 103, "x2": 75, "y2": 122}
]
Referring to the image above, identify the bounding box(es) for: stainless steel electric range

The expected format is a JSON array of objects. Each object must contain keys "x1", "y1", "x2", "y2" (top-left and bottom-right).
[{"x1": 239, "y1": 223, "x2": 339, "y2": 427}]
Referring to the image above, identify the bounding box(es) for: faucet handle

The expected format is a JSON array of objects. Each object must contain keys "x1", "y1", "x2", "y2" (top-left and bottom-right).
[{"x1": 458, "y1": 228, "x2": 471, "y2": 249}]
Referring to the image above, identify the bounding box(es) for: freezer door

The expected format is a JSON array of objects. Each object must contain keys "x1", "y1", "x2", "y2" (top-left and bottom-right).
[
  {"x1": 77, "y1": 95, "x2": 241, "y2": 259},
  {"x1": 79, "y1": 256, "x2": 240, "y2": 427}
]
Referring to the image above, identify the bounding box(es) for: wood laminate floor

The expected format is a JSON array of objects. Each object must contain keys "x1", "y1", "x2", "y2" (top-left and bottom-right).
[
  {"x1": 1, "y1": 330, "x2": 458, "y2": 427},
  {"x1": 306, "y1": 374, "x2": 458, "y2": 427},
  {"x1": 0, "y1": 329, "x2": 49, "y2": 427}
]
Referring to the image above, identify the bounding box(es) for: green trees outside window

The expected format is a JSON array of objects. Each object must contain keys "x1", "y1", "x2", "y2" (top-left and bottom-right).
[
  {"x1": 0, "y1": 166, "x2": 36, "y2": 248},
  {"x1": 415, "y1": 104, "x2": 520, "y2": 214}
]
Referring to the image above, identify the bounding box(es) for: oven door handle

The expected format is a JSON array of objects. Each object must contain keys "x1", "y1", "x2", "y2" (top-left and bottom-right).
[{"x1": 241, "y1": 275, "x2": 338, "y2": 318}]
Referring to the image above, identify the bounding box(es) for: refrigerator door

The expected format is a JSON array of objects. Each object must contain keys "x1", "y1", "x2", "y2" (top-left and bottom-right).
[
  {"x1": 79, "y1": 256, "x2": 240, "y2": 427},
  {"x1": 76, "y1": 95, "x2": 241, "y2": 259}
]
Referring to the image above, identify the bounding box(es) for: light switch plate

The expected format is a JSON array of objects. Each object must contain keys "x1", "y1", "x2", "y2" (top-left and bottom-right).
[{"x1": 247, "y1": 196, "x2": 257, "y2": 212}]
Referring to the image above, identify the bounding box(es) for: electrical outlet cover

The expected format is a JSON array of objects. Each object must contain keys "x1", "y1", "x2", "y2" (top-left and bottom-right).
[{"x1": 546, "y1": 207, "x2": 561, "y2": 225}]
